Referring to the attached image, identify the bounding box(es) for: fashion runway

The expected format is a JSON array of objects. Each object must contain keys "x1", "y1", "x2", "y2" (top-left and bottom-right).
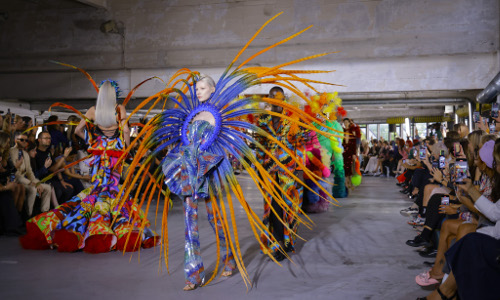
[{"x1": 0, "y1": 176, "x2": 428, "y2": 300}]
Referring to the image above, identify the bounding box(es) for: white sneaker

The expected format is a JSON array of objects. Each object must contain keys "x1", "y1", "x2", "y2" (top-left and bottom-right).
[
  {"x1": 400, "y1": 207, "x2": 419, "y2": 217},
  {"x1": 408, "y1": 215, "x2": 426, "y2": 226}
]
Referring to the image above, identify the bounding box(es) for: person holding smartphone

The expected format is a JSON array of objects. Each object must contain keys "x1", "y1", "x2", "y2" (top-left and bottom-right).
[
  {"x1": 417, "y1": 139, "x2": 500, "y2": 300},
  {"x1": 9, "y1": 132, "x2": 51, "y2": 217},
  {"x1": 416, "y1": 139, "x2": 496, "y2": 287}
]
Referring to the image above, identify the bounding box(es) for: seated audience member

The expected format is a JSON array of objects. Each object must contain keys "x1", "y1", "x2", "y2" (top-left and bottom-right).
[
  {"x1": 415, "y1": 139, "x2": 496, "y2": 286},
  {"x1": 27, "y1": 142, "x2": 59, "y2": 208},
  {"x1": 374, "y1": 141, "x2": 390, "y2": 176},
  {"x1": 406, "y1": 137, "x2": 466, "y2": 248},
  {"x1": 12, "y1": 115, "x2": 25, "y2": 133},
  {"x1": 405, "y1": 144, "x2": 434, "y2": 225},
  {"x1": 46, "y1": 115, "x2": 69, "y2": 151},
  {"x1": 382, "y1": 141, "x2": 398, "y2": 177},
  {"x1": 59, "y1": 148, "x2": 90, "y2": 195},
  {"x1": 0, "y1": 131, "x2": 25, "y2": 213},
  {"x1": 21, "y1": 116, "x2": 36, "y2": 144},
  {"x1": 363, "y1": 139, "x2": 380, "y2": 174},
  {"x1": 396, "y1": 138, "x2": 409, "y2": 174},
  {"x1": 2, "y1": 114, "x2": 12, "y2": 135},
  {"x1": 35, "y1": 131, "x2": 74, "y2": 204},
  {"x1": 359, "y1": 139, "x2": 370, "y2": 170},
  {"x1": 417, "y1": 138, "x2": 500, "y2": 300},
  {"x1": 10, "y1": 132, "x2": 51, "y2": 217}
]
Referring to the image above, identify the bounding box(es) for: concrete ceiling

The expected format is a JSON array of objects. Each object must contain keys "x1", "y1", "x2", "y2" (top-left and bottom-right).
[{"x1": 0, "y1": 0, "x2": 497, "y2": 123}]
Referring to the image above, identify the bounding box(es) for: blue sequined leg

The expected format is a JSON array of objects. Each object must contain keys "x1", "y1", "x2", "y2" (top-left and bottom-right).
[
  {"x1": 183, "y1": 196, "x2": 205, "y2": 285},
  {"x1": 205, "y1": 198, "x2": 236, "y2": 272}
]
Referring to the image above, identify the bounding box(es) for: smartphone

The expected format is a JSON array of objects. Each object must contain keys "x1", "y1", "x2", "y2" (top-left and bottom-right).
[
  {"x1": 473, "y1": 111, "x2": 480, "y2": 123},
  {"x1": 432, "y1": 161, "x2": 439, "y2": 169},
  {"x1": 413, "y1": 149, "x2": 418, "y2": 157},
  {"x1": 455, "y1": 159, "x2": 468, "y2": 184},
  {"x1": 453, "y1": 142, "x2": 461, "y2": 157},
  {"x1": 439, "y1": 150, "x2": 446, "y2": 169},
  {"x1": 490, "y1": 121, "x2": 496, "y2": 134},
  {"x1": 9, "y1": 173, "x2": 15, "y2": 182},
  {"x1": 11, "y1": 113, "x2": 15, "y2": 125},
  {"x1": 441, "y1": 195, "x2": 450, "y2": 205},
  {"x1": 18, "y1": 150, "x2": 22, "y2": 160},
  {"x1": 449, "y1": 162, "x2": 456, "y2": 182},
  {"x1": 419, "y1": 148, "x2": 426, "y2": 160},
  {"x1": 402, "y1": 159, "x2": 406, "y2": 164},
  {"x1": 491, "y1": 103, "x2": 499, "y2": 118},
  {"x1": 68, "y1": 140, "x2": 73, "y2": 148}
]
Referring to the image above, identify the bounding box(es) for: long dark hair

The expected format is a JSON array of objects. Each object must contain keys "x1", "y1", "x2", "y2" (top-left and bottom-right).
[{"x1": 491, "y1": 139, "x2": 500, "y2": 203}]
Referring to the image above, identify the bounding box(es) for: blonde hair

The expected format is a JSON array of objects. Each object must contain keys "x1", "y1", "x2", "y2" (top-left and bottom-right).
[
  {"x1": 480, "y1": 134, "x2": 497, "y2": 148},
  {"x1": 468, "y1": 130, "x2": 484, "y2": 151},
  {"x1": 2, "y1": 115, "x2": 11, "y2": 132},
  {"x1": 0, "y1": 131, "x2": 10, "y2": 161},
  {"x1": 95, "y1": 81, "x2": 117, "y2": 128},
  {"x1": 197, "y1": 74, "x2": 216, "y2": 88}
]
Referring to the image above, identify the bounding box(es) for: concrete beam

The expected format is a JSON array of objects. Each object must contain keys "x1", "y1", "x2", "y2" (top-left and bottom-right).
[
  {"x1": 345, "y1": 107, "x2": 444, "y2": 122},
  {"x1": 75, "y1": 0, "x2": 107, "y2": 10},
  {"x1": 0, "y1": 53, "x2": 496, "y2": 103}
]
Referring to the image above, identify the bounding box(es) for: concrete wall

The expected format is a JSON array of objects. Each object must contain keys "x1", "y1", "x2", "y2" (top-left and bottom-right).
[{"x1": 0, "y1": 0, "x2": 498, "y2": 105}]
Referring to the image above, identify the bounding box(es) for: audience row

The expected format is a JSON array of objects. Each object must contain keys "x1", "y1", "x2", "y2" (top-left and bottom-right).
[{"x1": 391, "y1": 123, "x2": 499, "y2": 300}]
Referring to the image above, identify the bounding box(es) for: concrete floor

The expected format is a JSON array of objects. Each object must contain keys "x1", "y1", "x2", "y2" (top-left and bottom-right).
[{"x1": 0, "y1": 175, "x2": 432, "y2": 300}]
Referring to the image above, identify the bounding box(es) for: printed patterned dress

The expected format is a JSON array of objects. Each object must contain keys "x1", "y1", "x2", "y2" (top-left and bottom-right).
[
  {"x1": 20, "y1": 125, "x2": 158, "y2": 253},
  {"x1": 256, "y1": 114, "x2": 304, "y2": 254}
]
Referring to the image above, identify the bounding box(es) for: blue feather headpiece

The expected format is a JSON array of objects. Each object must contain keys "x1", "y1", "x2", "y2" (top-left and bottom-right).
[{"x1": 99, "y1": 79, "x2": 122, "y2": 99}]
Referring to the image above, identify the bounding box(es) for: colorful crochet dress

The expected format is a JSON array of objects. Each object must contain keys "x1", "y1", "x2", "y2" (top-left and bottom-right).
[
  {"x1": 20, "y1": 124, "x2": 158, "y2": 253},
  {"x1": 302, "y1": 130, "x2": 331, "y2": 213}
]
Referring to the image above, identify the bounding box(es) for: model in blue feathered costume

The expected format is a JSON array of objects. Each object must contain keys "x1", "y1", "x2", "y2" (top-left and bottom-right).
[{"x1": 116, "y1": 12, "x2": 345, "y2": 290}]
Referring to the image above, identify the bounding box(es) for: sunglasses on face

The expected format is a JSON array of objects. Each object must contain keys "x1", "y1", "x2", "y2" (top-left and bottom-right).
[{"x1": 17, "y1": 138, "x2": 28, "y2": 142}]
